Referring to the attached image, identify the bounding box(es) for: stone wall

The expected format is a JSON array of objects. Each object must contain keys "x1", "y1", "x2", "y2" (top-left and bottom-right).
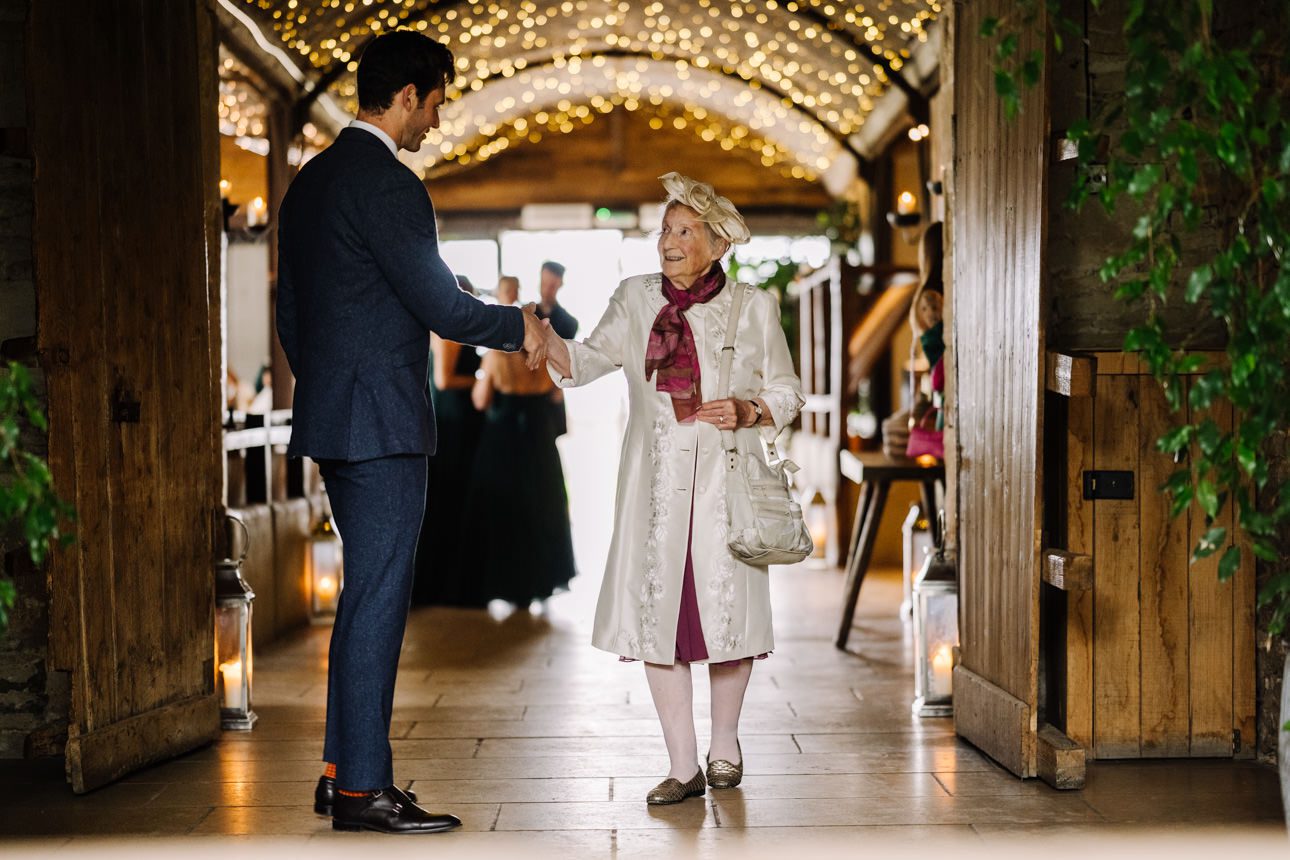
[{"x1": 0, "y1": 0, "x2": 67, "y2": 759}]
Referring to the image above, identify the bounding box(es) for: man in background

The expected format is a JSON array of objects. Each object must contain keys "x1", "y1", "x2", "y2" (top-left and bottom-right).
[{"x1": 536, "y1": 261, "x2": 577, "y2": 436}]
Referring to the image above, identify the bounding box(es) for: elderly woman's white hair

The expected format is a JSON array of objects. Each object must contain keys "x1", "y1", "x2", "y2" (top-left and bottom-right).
[{"x1": 659, "y1": 172, "x2": 751, "y2": 246}]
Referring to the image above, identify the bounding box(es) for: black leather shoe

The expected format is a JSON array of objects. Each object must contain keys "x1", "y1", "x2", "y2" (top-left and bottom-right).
[
  {"x1": 315, "y1": 776, "x2": 418, "y2": 817},
  {"x1": 331, "y1": 787, "x2": 461, "y2": 834}
]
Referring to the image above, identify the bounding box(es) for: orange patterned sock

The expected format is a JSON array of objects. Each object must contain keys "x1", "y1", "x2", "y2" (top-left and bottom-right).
[
  {"x1": 324, "y1": 762, "x2": 337, "y2": 779},
  {"x1": 337, "y1": 788, "x2": 371, "y2": 797}
]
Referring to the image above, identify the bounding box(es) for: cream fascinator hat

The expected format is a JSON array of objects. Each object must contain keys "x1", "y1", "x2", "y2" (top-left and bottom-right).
[{"x1": 659, "y1": 172, "x2": 751, "y2": 245}]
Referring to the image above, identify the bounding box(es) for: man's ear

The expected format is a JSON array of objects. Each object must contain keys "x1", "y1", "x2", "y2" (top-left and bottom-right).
[{"x1": 399, "y1": 83, "x2": 419, "y2": 111}]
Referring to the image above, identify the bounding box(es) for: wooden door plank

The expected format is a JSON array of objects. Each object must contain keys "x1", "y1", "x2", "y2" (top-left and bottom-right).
[
  {"x1": 152, "y1": 0, "x2": 190, "y2": 707},
  {"x1": 1064, "y1": 395, "x2": 1095, "y2": 750},
  {"x1": 1092, "y1": 374, "x2": 1141, "y2": 758},
  {"x1": 1043, "y1": 549, "x2": 1092, "y2": 591},
  {"x1": 31, "y1": 2, "x2": 112, "y2": 730},
  {"x1": 949, "y1": 0, "x2": 1048, "y2": 778},
  {"x1": 1138, "y1": 377, "x2": 1190, "y2": 756},
  {"x1": 953, "y1": 666, "x2": 1034, "y2": 777},
  {"x1": 1189, "y1": 395, "x2": 1235, "y2": 757},
  {"x1": 102, "y1": 0, "x2": 168, "y2": 720},
  {"x1": 1036, "y1": 723, "x2": 1086, "y2": 790},
  {"x1": 1045, "y1": 351, "x2": 1095, "y2": 397}
]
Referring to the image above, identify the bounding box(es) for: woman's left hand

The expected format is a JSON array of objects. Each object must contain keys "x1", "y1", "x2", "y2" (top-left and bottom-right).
[{"x1": 694, "y1": 398, "x2": 757, "y2": 429}]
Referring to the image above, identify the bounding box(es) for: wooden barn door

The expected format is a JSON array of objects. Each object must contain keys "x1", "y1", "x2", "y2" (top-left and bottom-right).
[
  {"x1": 1057, "y1": 356, "x2": 1256, "y2": 760},
  {"x1": 30, "y1": 0, "x2": 224, "y2": 792},
  {"x1": 946, "y1": 0, "x2": 1050, "y2": 778}
]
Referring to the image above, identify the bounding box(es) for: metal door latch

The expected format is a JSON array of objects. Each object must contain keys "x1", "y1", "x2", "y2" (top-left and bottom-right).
[{"x1": 1083, "y1": 470, "x2": 1134, "y2": 500}]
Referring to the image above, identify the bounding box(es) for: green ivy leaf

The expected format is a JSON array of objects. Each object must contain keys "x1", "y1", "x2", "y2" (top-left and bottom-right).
[
  {"x1": 980, "y1": 16, "x2": 1000, "y2": 37},
  {"x1": 996, "y1": 33, "x2": 1019, "y2": 62},
  {"x1": 1196, "y1": 480, "x2": 1220, "y2": 518},
  {"x1": 1192, "y1": 526, "x2": 1227, "y2": 562},
  {"x1": 1217, "y1": 546, "x2": 1241, "y2": 582},
  {"x1": 1157, "y1": 424, "x2": 1194, "y2": 454},
  {"x1": 1253, "y1": 540, "x2": 1280, "y2": 563},
  {"x1": 1128, "y1": 163, "x2": 1163, "y2": 197},
  {"x1": 1185, "y1": 265, "x2": 1213, "y2": 303}
]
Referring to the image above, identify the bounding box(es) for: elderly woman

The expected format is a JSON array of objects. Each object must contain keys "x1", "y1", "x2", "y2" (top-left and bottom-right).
[{"x1": 544, "y1": 173, "x2": 803, "y2": 804}]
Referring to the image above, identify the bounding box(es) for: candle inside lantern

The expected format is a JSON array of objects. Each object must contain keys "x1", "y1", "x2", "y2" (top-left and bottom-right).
[
  {"x1": 930, "y1": 645, "x2": 953, "y2": 698},
  {"x1": 897, "y1": 191, "x2": 918, "y2": 216},
  {"x1": 220, "y1": 659, "x2": 246, "y2": 711},
  {"x1": 248, "y1": 196, "x2": 267, "y2": 227},
  {"x1": 316, "y1": 574, "x2": 338, "y2": 603}
]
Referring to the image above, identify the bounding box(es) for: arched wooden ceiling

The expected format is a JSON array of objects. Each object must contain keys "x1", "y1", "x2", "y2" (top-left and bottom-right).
[{"x1": 228, "y1": 0, "x2": 940, "y2": 192}]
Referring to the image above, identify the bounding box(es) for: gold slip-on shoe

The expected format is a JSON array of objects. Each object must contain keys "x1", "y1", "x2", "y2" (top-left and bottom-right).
[
  {"x1": 706, "y1": 741, "x2": 743, "y2": 789},
  {"x1": 646, "y1": 770, "x2": 706, "y2": 805}
]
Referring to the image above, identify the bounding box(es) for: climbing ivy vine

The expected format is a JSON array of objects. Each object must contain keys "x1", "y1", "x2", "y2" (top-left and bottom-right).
[
  {"x1": 0, "y1": 361, "x2": 75, "y2": 634},
  {"x1": 982, "y1": 1, "x2": 1290, "y2": 636}
]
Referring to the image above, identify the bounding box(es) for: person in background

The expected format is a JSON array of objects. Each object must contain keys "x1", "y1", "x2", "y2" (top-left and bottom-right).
[
  {"x1": 413, "y1": 275, "x2": 485, "y2": 605},
  {"x1": 461, "y1": 275, "x2": 576, "y2": 610},
  {"x1": 536, "y1": 261, "x2": 577, "y2": 437},
  {"x1": 247, "y1": 365, "x2": 273, "y2": 414}
]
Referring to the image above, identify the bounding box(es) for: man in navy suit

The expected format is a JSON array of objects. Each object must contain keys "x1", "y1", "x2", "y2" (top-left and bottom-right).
[{"x1": 275, "y1": 30, "x2": 548, "y2": 834}]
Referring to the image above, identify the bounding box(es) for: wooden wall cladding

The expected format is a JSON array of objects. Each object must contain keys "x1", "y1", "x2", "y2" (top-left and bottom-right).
[
  {"x1": 947, "y1": 0, "x2": 1049, "y2": 777},
  {"x1": 1057, "y1": 355, "x2": 1256, "y2": 759},
  {"x1": 31, "y1": 0, "x2": 223, "y2": 791}
]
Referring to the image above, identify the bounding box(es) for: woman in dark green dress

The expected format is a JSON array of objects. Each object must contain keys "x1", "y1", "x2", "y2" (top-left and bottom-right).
[{"x1": 412, "y1": 280, "x2": 486, "y2": 606}]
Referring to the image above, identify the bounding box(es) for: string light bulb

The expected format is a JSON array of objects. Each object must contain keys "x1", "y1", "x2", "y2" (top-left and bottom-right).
[{"x1": 225, "y1": 0, "x2": 940, "y2": 178}]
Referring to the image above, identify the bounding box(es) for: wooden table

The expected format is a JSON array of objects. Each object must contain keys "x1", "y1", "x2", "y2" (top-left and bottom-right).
[{"x1": 836, "y1": 450, "x2": 945, "y2": 650}]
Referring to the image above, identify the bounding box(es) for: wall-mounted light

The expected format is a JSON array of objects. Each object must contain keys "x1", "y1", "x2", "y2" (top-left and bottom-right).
[
  {"x1": 908, "y1": 123, "x2": 930, "y2": 142},
  {"x1": 887, "y1": 190, "x2": 922, "y2": 234}
]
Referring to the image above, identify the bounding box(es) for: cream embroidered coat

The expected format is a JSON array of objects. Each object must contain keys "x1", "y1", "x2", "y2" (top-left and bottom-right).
[{"x1": 552, "y1": 273, "x2": 804, "y2": 664}]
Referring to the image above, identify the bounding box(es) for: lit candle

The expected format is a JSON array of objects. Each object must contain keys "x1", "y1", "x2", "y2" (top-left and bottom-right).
[
  {"x1": 316, "y1": 574, "x2": 338, "y2": 604},
  {"x1": 930, "y1": 645, "x2": 953, "y2": 699},
  {"x1": 248, "y1": 196, "x2": 267, "y2": 227},
  {"x1": 220, "y1": 659, "x2": 246, "y2": 711},
  {"x1": 897, "y1": 191, "x2": 918, "y2": 216}
]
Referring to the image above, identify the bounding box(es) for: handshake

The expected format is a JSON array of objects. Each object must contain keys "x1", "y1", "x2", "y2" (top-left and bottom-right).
[{"x1": 518, "y1": 303, "x2": 572, "y2": 377}]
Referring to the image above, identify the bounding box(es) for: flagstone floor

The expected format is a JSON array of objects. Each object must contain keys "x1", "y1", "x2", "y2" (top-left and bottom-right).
[{"x1": 0, "y1": 565, "x2": 1284, "y2": 857}]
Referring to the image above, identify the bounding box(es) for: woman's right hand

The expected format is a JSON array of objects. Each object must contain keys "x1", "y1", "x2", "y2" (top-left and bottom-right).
[{"x1": 545, "y1": 323, "x2": 572, "y2": 379}]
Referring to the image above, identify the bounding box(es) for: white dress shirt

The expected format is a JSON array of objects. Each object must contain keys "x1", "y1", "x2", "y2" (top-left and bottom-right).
[{"x1": 348, "y1": 120, "x2": 398, "y2": 157}]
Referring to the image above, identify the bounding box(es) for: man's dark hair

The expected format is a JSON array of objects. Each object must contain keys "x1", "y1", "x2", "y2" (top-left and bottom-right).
[
  {"x1": 356, "y1": 31, "x2": 454, "y2": 113},
  {"x1": 541, "y1": 261, "x2": 566, "y2": 278}
]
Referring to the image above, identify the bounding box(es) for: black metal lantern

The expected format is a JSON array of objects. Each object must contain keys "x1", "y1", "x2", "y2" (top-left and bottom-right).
[{"x1": 215, "y1": 513, "x2": 257, "y2": 731}]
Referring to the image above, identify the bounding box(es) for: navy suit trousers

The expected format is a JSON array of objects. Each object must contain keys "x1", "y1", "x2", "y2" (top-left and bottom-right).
[{"x1": 318, "y1": 454, "x2": 427, "y2": 790}]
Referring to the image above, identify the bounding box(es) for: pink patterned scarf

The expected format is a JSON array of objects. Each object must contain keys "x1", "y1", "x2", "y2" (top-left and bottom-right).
[{"x1": 645, "y1": 264, "x2": 726, "y2": 422}]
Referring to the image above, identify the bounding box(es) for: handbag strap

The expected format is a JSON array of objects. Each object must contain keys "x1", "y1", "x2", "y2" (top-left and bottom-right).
[{"x1": 718, "y1": 283, "x2": 748, "y2": 457}]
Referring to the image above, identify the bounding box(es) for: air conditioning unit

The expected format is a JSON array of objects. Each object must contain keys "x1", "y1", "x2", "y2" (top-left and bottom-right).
[{"x1": 520, "y1": 203, "x2": 595, "y2": 230}]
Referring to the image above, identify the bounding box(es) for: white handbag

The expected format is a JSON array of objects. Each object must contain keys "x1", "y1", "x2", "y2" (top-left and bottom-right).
[{"x1": 717, "y1": 283, "x2": 814, "y2": 567}]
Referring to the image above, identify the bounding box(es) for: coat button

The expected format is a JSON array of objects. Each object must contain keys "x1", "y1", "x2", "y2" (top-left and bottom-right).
[
  {"x1": 701, "y1": 447, "x2": 710, "y2": 455},
  {"x1": 698, "y1": 485, "x2": 707, "y2": 494}
]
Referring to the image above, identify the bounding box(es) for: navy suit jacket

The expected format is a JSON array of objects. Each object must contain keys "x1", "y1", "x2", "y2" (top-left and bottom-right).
[{"x1": 276, "y1": 128, "x2": 525, "y2": 461}]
